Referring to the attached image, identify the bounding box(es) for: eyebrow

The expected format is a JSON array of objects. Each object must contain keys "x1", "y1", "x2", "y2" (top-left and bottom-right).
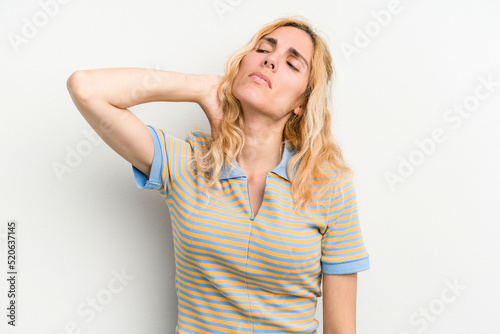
[{"x1": 260, "y1": 37, "x2": 309, "y2": 69}]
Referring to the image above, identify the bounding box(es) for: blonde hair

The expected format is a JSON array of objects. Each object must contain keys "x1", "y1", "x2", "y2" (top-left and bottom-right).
[{"x1": 196, "y1": 17, "x2": 351, "y2": 210}]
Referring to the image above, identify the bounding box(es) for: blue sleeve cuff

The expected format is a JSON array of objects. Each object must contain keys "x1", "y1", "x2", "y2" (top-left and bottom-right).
[
  {"x1": 322, "y1": 256, "x2": 370, "y2": 275},
  {"x1": 131, "y1": 126, "x2": 163, "y2": 190}
]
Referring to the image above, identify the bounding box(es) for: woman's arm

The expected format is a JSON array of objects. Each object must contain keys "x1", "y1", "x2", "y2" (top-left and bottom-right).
[
  {"x1": 66, "y1": 68, "x2": 221, "y2": 177},
  {"x1": 322, "y1": 273, "x2": 358, "y2": 334}
]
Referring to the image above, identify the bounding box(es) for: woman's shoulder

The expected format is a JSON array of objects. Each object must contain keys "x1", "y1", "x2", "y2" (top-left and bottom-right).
[
  {"x1": 144, "y1": 127, "x2": 210, "y2": 155},
  {"x1": 186, "y1": 130, "x2": 210, "y2": 154},
  {"x1": 314, "y1": 162, "x2": 352, "y2": 184},
  {"x1": 186, "y1": 130, "x2": 206, "y2": 142}
]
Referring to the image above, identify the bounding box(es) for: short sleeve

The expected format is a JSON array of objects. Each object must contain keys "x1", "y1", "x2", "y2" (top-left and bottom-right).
[
  {"x1": 131, "y1": 126, "x2": 199, "y2": 197},
  {"x1": 321, "y1": 173, "x2": 370, "y2": 275}
]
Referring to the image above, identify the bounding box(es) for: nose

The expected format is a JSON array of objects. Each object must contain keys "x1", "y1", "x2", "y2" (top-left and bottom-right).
[{"x1": 264, "y1": 59, "x2": 275, "y2": 70}]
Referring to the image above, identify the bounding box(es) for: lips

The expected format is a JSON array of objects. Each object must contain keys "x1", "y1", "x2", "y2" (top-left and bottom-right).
[{"x1": 249, "y1": 71, "x2": 272, "y2": 89}]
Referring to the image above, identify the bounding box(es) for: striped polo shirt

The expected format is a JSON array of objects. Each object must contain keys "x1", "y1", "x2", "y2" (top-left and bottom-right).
[{"x1": 132, "y1": 126, "x2": 370, "y2": 334}]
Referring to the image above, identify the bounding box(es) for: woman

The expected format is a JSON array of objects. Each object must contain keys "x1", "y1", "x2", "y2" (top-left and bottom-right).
[{"x1": 67, "y1": 17, "x2": 370, "y2": 334}]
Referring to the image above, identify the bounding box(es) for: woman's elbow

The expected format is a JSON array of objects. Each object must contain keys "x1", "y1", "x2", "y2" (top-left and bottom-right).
[{"x1": 67, "y1": 70, "x2": 92, "y2": 102}]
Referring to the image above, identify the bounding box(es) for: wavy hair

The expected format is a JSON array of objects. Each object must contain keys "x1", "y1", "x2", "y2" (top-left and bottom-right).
[{"x1": 196, "y1": 17, "x2": 351, "y2": 210}]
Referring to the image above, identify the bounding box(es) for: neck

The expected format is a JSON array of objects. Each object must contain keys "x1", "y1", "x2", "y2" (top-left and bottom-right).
[{"x1": 237, "y1": 116, "x2": 285, "y2": 175}]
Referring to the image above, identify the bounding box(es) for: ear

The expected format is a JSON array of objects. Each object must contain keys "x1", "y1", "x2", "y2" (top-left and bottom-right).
[{"x1": 293, "y1": 100, "x2": 305, "y2": 116}]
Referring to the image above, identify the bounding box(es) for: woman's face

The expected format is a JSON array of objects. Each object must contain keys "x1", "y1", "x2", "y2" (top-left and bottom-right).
[{"x1": 233, "y1": 26, "x2": 313, "y2": 122}]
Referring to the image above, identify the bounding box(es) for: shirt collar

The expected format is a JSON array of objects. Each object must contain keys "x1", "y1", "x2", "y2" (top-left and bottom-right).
[{"x1": 218, "y1": 142, "x2": 296, "y2": 181}]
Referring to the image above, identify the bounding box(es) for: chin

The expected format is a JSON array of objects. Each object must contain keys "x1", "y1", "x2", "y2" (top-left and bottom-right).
[
  {"x1": 237, "y1": 95, "x2": 269, "y2": 113},
  {"x1": 233, "y1": 84, "x2": 266, "y2": 109}
]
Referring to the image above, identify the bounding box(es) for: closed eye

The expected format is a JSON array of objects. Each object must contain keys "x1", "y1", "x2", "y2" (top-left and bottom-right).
[{"x1": 287, "y1": 61, "x2": 299, "y2": 71}]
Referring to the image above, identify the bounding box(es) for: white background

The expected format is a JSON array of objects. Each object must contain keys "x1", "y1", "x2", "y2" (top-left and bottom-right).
[{"x1": 1, "y1": 0, "x2": 499, "y2": 333}]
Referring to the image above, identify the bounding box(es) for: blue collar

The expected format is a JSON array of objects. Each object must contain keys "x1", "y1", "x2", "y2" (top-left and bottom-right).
[{"x1": 219, "y1": 142, "x2": 296, "y2": 181}]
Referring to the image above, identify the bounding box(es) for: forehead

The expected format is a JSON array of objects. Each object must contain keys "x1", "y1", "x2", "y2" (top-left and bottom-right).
[{"x1": 261, "y1": 26, "x2": 314, "y2": 62}]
